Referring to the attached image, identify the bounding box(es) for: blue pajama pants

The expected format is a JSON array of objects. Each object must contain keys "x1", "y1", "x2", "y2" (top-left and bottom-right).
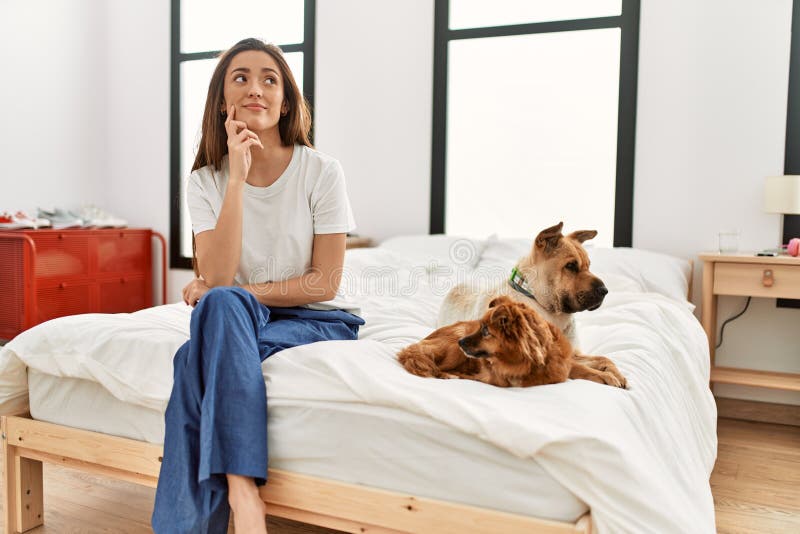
[{"x1": 151, "y1": 287, "x2": 363, "y2": 533}]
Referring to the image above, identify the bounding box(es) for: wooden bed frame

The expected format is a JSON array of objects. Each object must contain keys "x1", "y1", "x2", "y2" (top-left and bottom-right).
[{"x1": 1, "y1": 414, "x2": 592, "y2": 533}]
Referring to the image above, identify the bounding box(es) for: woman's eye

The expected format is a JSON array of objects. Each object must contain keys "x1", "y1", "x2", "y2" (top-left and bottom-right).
[
  {"x1": 234, "y1": 74, "x2": 245, "y2": 83},
  {"x1": 265, "y1": 77, "x2": 277, "y2": 85}
]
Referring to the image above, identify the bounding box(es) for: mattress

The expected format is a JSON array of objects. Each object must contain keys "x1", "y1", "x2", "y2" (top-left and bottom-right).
[{"x1": 28, "y1": 368, "x2": 587, "y2": 522}]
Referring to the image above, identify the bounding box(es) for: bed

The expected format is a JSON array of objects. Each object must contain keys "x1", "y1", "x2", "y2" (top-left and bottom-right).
[{"x1": 0, "y1": 235, "x2": 717, "y2": 533}]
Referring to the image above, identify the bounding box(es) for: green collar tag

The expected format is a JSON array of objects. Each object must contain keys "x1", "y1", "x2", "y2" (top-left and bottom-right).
[{"x1": 509, "y1": 267, "x2": 538, "y2": 302}]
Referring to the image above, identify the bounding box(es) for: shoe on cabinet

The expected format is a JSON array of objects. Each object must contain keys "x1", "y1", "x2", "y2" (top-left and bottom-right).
[
  {"x1": 37, "y1": 208, "x2": 84, "y2": 229},
  {"x1": 79, "y1": 205, "x2": 128, "y2": 228},
  {"x1": 0, "y1": 210, "x2": 51, "y2": 229}
]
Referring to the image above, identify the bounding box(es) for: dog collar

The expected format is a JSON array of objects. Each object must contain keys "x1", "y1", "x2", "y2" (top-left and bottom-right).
[{"x1": 509, "y1": 266, "x2": 539, "y2": 303}]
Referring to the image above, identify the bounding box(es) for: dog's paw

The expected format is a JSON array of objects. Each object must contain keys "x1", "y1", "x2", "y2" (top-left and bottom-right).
[
  {"x1": 607, "y1": 369, "x2": 627, "y2": 389},
  {"x1": 592, "y1": 357, "x2": 615, "y2": 371},
  {"x1": 593, "y1": 361, "x2": 627, "y2": 389},
  {"x1": 441, "y1": 372, "x2": 461, "y2": 379},
  {"x1": 597, "y1": 371, "x2": 625, "y2": 389}
]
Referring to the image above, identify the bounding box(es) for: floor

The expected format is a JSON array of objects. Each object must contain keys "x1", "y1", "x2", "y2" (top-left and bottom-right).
[
  {"x1": 0, "y1": 417, "x2": 797, "y2": 533},
  {"x1": 711, "y1": 418, "x2": 800, "y2": 533}
]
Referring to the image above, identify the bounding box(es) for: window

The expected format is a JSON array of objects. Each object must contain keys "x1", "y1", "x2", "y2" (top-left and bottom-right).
[
  {"x1": 170, "y1": 0, "x2": 316, "y2": 269},
  {"x1": 431, "y1": 0, "x2": 640, "y2": 246}
]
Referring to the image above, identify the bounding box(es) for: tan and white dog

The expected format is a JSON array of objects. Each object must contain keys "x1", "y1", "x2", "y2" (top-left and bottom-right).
[{"x1": 438, "y1": 222, "x2": 626, "y2": 388}]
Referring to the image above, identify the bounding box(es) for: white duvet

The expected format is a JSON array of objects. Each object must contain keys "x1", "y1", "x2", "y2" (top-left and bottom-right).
[{"x1": 0, "y1": 236, "x2": 717, "y2": 533}]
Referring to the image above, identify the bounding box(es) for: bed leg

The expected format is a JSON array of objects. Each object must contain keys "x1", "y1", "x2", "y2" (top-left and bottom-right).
[
  {"x1": 1, "y1": 418, "x2": 44, "y2": 533},
  {"x1": 575, "y1": 512, "x2": 592, "y2": 533}
]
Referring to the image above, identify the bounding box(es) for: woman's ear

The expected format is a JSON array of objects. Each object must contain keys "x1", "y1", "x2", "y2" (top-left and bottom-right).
[{"x1": 281, "y1": 101, "x2": 288, "y2": 116}]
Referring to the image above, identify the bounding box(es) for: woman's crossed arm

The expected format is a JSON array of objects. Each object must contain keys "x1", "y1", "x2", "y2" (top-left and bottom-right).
[{"x1": 184, "y1": 233, "x2": 346, "y2": 307}]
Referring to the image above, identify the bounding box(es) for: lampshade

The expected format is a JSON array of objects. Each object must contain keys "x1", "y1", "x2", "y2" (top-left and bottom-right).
[{"x1": 764, "y1": 175, "x2": 800, "y2": 214}]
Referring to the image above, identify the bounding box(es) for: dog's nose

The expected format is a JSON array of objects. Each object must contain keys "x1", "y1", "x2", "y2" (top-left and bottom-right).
[
  {"x1": 596, "y1": 285, "x2": 608, "y2": 297},
  {"x1": 458, "y1": 338, "x2": 468, "y2": 349}
]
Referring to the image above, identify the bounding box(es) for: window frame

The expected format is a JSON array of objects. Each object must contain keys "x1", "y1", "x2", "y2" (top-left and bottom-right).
[
  {"x1": 169, "y1": 0, "x2": 316, "y2": 270},
  {"x1": 430, "y1": 0, "x2": 641, "y2": 246},
  {"x1": 779, "y1": 0, "x2": 800, "y2": 307}
]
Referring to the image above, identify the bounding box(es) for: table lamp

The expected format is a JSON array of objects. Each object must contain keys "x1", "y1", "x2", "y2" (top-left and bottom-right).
[{"x1": 764, "y1": 175, "x2": 800, "y2": 255}]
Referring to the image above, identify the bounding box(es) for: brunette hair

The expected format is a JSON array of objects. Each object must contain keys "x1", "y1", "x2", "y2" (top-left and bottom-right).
[
  {"x1": 190, "y1": 38, "x2": 313, "y2": 275},
  {"x1": 193, "y1": 38, "x2": 312, "y2": 174}
]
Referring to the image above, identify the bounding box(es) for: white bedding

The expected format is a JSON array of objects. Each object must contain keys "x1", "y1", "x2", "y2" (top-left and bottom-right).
[{"x1": 0, "y1": 236, "x2": 717, "y2": 533}]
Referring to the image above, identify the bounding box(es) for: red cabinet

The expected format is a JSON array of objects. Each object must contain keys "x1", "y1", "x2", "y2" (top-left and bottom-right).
[{"x1": 0, "y1": 228, "x2": 166, "y2": 340}]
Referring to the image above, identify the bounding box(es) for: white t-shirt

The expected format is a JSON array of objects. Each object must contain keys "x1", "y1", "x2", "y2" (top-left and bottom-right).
[{"x1": 187, "y1": 144, "x2": 359, "y2": 314}]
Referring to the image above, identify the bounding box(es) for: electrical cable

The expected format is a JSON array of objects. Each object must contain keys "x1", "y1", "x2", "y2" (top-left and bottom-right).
[{"x1": 715, "y1": 297, "x2": 751, "y2": 349}]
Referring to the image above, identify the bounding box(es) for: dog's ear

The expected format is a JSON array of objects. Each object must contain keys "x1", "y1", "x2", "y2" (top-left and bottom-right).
[
  {"x1": 507, "y1": 306, "x2": 545, "y2": 365},
  {"x1": 520, "y1": 311, "x2": 546, "y2": 366},
  {"x1": 493, "y1": 303, "x2": 524, "y2": 336},
  {"x1": 535, "y1": 222, "x2": 564, "y2": 254},
  {"x1": 526, "y1": 342, "x2": 546, "y2": 367},
  {"x1": 488, "y1": 295, "x2": 514, "y2": 308},
  {"x1": 567, "y1": 230, "x2": 598, "y2": 244},
  {"x1": 494, "y1": 309, "x2": 510, "y2": 332},
  {"x1": 491, "y1": 305, "x2": 516, "y2": 336}
]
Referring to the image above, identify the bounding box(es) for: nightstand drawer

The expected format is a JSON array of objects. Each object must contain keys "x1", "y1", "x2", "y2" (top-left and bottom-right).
[{"x1": 713, "y1": 262, "x2": 800, "y2": 298}]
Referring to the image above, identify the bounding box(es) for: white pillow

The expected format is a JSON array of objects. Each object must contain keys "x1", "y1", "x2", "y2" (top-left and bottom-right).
[
  {"x1": 587, "y1": 247, "x2": 692, "y2": 303},
  {"x1": 378, "y1": 234, "x2": 487, "y2": 269},
  {"x1": 597, "y1": 272, "x2": 647, "y2": 294},
  {"x1": 478, "y1": 235, "x2": 532, "y2": 270}
]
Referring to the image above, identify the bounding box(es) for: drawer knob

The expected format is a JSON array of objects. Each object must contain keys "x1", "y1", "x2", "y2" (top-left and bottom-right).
[{"x1": 762, "y1": 269, "x2": 774, "y2": 287}]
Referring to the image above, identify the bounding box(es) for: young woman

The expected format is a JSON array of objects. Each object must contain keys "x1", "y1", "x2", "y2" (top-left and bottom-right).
[{"x1": 152, "y1": 38, "x2": 364, "y2": 534}]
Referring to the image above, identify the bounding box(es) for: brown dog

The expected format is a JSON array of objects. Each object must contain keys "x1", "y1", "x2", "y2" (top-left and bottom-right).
[
  {"x1": 438, "y1": 222, "x2": 626, "y2": 388},
  {"x1": 399, "y1": 296, "x2": 624, "y2": 388}
]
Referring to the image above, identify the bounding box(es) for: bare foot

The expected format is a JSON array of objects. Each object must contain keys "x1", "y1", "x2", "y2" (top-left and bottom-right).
[{"x1": 227, "y1": 474, "x2": 268, "y2": 533}]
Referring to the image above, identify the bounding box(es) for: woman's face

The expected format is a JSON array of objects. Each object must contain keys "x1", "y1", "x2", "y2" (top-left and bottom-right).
[{"x1": 222, "y1": 50, "x2": 286, "y2": 134}]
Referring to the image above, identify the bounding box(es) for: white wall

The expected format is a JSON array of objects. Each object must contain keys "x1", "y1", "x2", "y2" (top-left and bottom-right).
[
  {"x1": 315, "y1": 0, "x2": 434, "y2": 241},
  {"x1": 102, "y1": 0, "x2": 176, "y2": 304},
  {"x1": 3, "y1": 0, "x2": 797, "y2": 404},
  {"x1": 0, "y1": 0, "x2": 108, "y2": 212},
  {"x1": 633, "y1": 0, "x2": 799, "y2": 405},
  {"x1": 634, "y1": 0, "x2": 791, "y2": 256}
]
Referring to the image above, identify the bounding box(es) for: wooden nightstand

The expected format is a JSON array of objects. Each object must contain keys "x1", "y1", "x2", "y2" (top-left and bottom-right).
[{"x1": 700, "y1": 253, "x2": 800, "y2": 391}]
